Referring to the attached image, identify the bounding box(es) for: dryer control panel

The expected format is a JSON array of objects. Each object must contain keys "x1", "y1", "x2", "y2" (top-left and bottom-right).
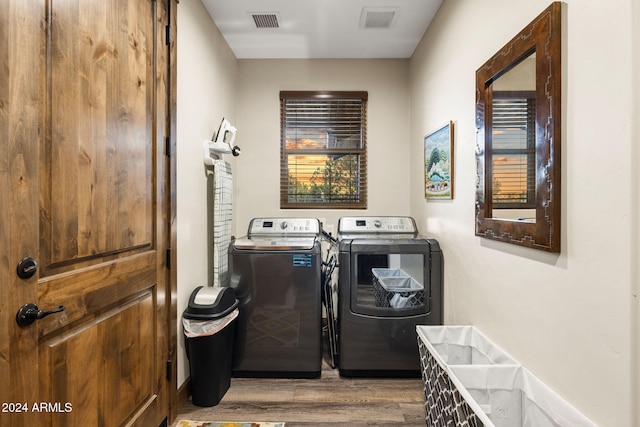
[
  {"x1": 248, "y1": 217, "x2": 321, "y2": 236},
  {"x1": 338, "y1": 216, "x2": 418, "y2": 236}
]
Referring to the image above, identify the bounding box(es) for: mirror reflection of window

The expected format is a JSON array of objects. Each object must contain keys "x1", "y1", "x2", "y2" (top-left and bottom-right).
[{"x1": 490, "y1": 52, "x2": 536, "y2": 222}]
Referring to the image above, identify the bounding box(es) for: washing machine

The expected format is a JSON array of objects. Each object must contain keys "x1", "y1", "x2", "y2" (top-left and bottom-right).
[
  {"x1": 228, "y1": 217, "x2": 323, "y2": 378},
  {"x1": 337, "y1": 216, "x2": 443, "y2": 377}
]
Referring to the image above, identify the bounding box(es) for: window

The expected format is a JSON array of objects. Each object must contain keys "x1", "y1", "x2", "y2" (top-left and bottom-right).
[
  {"x1": 491, "y1": 91, "x2": 536, "y2": 209},
  {"x1": 280, "y1": 91, "x2": 367, "y2": 209}
]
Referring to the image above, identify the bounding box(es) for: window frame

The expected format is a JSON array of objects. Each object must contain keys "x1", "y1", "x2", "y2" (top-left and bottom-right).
[{"x1": 280, "y1": 91, "x2": 368, "y2": 209}]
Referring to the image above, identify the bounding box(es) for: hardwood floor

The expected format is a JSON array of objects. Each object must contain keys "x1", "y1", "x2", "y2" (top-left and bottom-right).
[{"x1": 173, "y1": 354, "x2": 427, "y2": 426}]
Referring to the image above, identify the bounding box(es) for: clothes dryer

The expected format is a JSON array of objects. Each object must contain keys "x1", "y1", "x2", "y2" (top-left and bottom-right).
[
  {"x1": 228, "y1": 218, "x2": 322, "y2": 378},
  {"x1": 337, "y1": 216, "x2": 443, "y2": 377}
]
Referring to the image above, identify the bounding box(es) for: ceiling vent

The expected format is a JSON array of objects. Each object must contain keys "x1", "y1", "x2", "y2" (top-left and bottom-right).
[
  {"x1": 250, "y1": 12, "x2": 280, "y2": 29},
  {"x1": 360, "y1": 7, "x2": 398, "y2": 29}
]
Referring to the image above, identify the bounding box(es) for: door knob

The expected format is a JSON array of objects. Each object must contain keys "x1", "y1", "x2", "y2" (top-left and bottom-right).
[{"x1": 16, "y1": 303, "x2": 65, "y2": 327}]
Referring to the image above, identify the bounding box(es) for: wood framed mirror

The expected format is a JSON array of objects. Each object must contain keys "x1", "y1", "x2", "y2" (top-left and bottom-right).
[{"x1": 475, "y1": 2, "x2": 562, "y2": 252}]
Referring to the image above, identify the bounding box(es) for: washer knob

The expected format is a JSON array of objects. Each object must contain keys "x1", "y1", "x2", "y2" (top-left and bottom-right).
[
  {"x1": 280, "y1": 221, "x2": 289, "y2": 230},
  {"x1": 373, "y1": 220, "x2": 382, "y2": 228}
]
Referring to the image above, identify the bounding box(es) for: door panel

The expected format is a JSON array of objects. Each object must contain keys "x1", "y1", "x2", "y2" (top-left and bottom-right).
[
  {"x1": 42, "y1": 0, "x2": 154, "y2": 274},
  {"x1": 0, "y1": 0, "x2": 171, "y2": 425},
  {"x1": 41, "y1": 292, "x2": 155, "y2": 426}
]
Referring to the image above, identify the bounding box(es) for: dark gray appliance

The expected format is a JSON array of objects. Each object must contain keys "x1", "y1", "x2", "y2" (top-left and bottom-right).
[
  {"x1": 228, "y1": 217, "x2": 322, "y2": 378},
  {"x1": 337, "y1": 216, "x2": 443, "y2": 377}
]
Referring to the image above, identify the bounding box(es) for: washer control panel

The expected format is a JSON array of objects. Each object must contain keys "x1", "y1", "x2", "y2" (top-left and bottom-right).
[
  {"x1": 338, "y1": 216, "x2": 417, "y2": 235},
  {"x1": 248, "y1": 217, "x2": 321, "y2": 236}
]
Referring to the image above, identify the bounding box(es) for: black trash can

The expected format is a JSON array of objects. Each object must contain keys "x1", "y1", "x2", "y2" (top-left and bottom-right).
[{"x1": 183, "y1": 286, "x2": 238, "y2": 407}]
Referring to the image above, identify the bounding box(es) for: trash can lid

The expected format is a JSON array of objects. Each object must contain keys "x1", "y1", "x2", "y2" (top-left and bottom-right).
[{"x1": 183, "y1": 286, "x2": 238, "y2": 320}]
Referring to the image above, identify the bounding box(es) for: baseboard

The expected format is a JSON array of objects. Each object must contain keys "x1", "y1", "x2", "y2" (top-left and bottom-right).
[{"x1": 176, "y1": 378, "x2": 191, "y2": 413}]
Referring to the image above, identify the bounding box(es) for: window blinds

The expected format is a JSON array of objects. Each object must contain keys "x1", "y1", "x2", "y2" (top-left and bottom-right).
[{"x1": 280, "y1": 91, "x2": 368, "y2": 209}]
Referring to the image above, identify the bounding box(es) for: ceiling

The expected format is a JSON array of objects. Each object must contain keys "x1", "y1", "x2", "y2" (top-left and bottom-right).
[{"x1": 201, "y1": 0, "x2": 443, "y2": 59}]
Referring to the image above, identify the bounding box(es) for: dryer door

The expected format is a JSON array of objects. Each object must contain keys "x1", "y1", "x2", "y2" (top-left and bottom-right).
[{"x1": 348, "y1": 240, "x2": 431, "y2": 317}]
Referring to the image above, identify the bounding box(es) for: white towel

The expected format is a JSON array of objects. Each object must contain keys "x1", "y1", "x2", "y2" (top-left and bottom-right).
[{"x1": 212, "y1": 160, "x2": 233, "y2": 287}]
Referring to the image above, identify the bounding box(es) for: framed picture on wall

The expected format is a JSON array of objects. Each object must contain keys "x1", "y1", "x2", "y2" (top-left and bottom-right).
[{"x1": 424, "y1": 121, "x2": 454, "y2": 200}]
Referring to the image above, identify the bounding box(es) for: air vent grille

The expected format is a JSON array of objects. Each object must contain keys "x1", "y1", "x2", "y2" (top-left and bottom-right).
[
  {"x1": 251, "y1": 13, "x2": 280, "y2": 29},
  {"x1": 360, "y1": 8, "x2": 398, "y2": 29}
]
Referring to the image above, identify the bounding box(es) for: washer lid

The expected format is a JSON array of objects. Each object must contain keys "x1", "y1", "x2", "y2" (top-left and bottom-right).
[{"x1": 233, "y1": 237, "x2": 317, "y2": 251}]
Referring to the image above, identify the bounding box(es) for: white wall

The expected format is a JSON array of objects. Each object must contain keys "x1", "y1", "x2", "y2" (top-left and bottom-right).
[
  {"x1": 234, "y1": 59, "x2": 411, "y2": 236},
  {"x1": 409, "y1": 1, "x2": 639, "y2": 425},
  {"x1": 176, "y1": 0, "x2": 238, "y2": 387}
]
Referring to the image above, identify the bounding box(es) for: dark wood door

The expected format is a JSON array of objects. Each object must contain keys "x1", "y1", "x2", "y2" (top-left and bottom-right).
[{"x1": 0, "y1": 0, "x2": 172, "y2": 426}]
